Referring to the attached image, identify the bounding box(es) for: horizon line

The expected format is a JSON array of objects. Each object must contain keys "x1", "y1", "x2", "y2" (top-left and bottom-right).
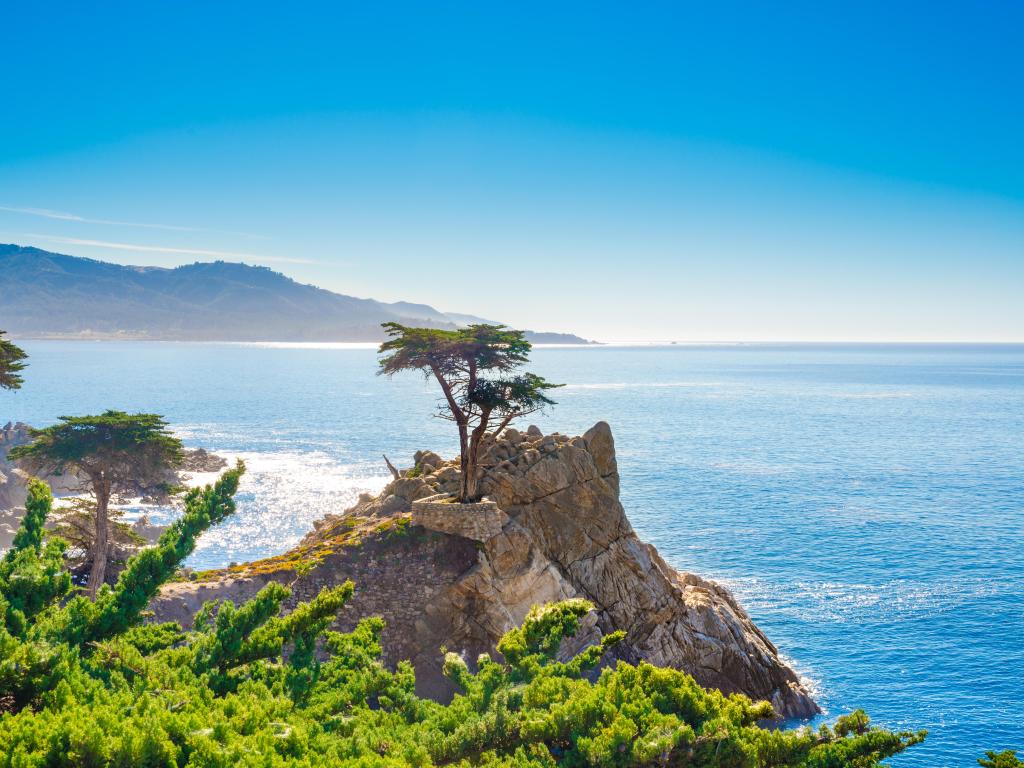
[{"x1": 5, "y1": 336, "x2": 1024, "y2": 347}]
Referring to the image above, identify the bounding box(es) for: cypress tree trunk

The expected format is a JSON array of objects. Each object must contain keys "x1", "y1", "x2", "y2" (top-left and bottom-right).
[
  {"x1": 462, "y1": 416, "x2": 489, "y2": 503},
  {"x1": 88, "y1": 480, "x2": 110, "y2": 598},
  {"x1": 463, "y1": 450, "x2": 479, "y2": 502},
  {"x1": 457, "y1": 420, "x2": 472, "y2": 502}
]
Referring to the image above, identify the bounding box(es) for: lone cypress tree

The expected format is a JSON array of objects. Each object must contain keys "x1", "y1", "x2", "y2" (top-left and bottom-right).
[
  {"x1": 9, "y1": 411, "x2": 184, "y2": 597},
  {"x1": 0, "y1": 331, "x2": 28, "y2": 391},
  {"x1": 378, "y1": 323, "x2": 560, "y2": 502}
]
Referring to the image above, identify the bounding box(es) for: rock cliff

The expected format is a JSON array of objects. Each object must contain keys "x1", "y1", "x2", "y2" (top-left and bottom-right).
[{"x1": 151, "y1": 422, "x2": 818, "y2": 719}]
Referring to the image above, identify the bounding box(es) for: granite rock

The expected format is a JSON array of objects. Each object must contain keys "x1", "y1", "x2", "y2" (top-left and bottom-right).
[{"x1": 149, "y1": 422, "x2": 818, "y2": 718}]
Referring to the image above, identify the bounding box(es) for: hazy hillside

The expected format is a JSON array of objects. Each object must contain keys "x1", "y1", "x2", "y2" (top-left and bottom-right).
[{"x1": 0, "y1": 245, "x2": 591, "y2": 343}]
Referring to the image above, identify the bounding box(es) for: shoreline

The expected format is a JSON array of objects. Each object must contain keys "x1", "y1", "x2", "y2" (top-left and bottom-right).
[{"x1": 8, "y1": 336, "x2": 1024, "y2": 350}]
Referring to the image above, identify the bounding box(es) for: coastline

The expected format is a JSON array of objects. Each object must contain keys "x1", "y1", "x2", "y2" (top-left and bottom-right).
[{"x1": 10, "y1": 335, "x2": 1024, "y2": 350}]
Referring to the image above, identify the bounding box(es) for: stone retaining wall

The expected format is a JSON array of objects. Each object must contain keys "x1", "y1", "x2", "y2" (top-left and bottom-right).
[{"x1": 411, "y1": 494, "x2": 509, "y2": 542}]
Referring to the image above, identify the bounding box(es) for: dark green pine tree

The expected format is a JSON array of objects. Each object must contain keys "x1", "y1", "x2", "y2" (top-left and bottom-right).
[
  {"x1": 0, "y1": 331, "x2": 28, "y2": 391},
  {"x1": 9, "y1": 411, "x2": 184, "y2": 597}
]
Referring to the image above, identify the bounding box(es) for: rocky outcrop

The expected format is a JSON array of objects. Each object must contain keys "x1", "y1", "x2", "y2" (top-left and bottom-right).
[
  {"x1": 150, "y1": 422, "x2": 818, "y2": 719},
  {"x1": 180, "y1": 447, "x2": 228, "y2": 474}
]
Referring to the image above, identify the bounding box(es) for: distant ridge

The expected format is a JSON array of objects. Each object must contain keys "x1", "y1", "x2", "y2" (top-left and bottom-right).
[{"x1": 0, "y1": 244, "x2": 594, "y2": 344}]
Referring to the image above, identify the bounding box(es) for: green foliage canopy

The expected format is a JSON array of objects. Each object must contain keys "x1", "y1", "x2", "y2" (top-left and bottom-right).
[
  {"x1": 8, "y1": 411, "x2": 184, "y2": 485},
  {"x1": 979, "y1": 751, "x2": 1024, "y2": 768},
  {"x1": 378, "y1": 323, "x2": 561, "y2": 501},
  {"x1": 0, "y1": 330, "x2": 28, "y2": 390}
]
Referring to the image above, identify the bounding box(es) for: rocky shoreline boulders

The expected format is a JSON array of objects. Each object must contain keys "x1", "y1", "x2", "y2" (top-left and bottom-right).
[{"x1": 151, "y1": 422, "x2": 819, "y2": 719}]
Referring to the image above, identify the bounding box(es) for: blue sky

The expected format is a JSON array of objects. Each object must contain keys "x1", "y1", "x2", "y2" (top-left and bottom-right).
[{"x1": 1, "y1": 1, "x2": 1021, "y2": 341}]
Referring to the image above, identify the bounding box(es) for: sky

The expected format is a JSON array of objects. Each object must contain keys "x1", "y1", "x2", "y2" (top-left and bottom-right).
[{"x1": 1, "y1": 1, "x2": 1022, "y2": 342}]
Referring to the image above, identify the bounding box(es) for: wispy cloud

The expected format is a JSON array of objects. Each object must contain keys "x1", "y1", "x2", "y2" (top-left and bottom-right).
[
  {"x1": 0, "y1": 205, "x2": 194, "y2": 231},
  {"x1": 26, "y1": 234, "x2": 316, "y2": 265},
  {"x1": 0, "y1": 205, "x2": 264, "y2": 239}
]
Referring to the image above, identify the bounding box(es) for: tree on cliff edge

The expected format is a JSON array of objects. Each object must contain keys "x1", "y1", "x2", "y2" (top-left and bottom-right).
[
  {"x1": 378, "y1": 322, "x2": 560, "y2": 502},
  {"x1": 0, "y1": 330, "x2": 28, "y2": 390},
  {"x1": 9, "y1": 410, "x2": 183, "y2": 597}
]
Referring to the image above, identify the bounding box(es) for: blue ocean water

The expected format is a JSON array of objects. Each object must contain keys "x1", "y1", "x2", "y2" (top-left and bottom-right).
[{"x1": 4, "y1": 341, "x2": 1022, "y2": 766}]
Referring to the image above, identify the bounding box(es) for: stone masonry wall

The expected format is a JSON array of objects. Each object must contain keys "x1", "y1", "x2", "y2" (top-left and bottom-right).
[{"x1": 411, "y1": 494, "x2": 510, "y2": 542}]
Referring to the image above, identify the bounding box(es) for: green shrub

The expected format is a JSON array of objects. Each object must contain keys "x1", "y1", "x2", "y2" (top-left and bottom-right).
[{"x1": 980, "y1": 751, "x2": 1024, "y2": 768}]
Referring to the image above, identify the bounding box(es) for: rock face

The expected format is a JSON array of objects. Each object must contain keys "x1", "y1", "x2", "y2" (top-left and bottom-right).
[
  {"x1": 150, "y1": 422, "x2": 818, "y2": 719},
  {"x1": 179, "y1": 448, "x2": 228, "y2": 474},
  {"x1": 0, "y1": 423, "x2": 27, "y2": 514}
]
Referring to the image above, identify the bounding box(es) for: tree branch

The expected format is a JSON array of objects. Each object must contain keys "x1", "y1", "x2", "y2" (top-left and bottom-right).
[{"x1": 430, "y1": 363, "x2": 466, "y2": 424}]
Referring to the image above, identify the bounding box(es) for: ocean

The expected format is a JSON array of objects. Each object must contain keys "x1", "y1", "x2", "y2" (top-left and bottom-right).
[{"x1": 4, "y1": 341, "x2": 1022, "y2": 766}]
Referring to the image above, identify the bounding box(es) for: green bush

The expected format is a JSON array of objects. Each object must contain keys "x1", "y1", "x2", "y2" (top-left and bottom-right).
[
  {"x1": 1, "y1": 466, "x2": 930, "y2": 767},
  {"x1": 979, "y1": 751, "x2": 1024, "y2": 768}
]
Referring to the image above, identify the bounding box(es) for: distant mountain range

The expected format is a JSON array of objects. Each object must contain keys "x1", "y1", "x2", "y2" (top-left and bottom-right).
[{"x1": 0, "y1": 244, "x2": 592, "y2": 344}]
